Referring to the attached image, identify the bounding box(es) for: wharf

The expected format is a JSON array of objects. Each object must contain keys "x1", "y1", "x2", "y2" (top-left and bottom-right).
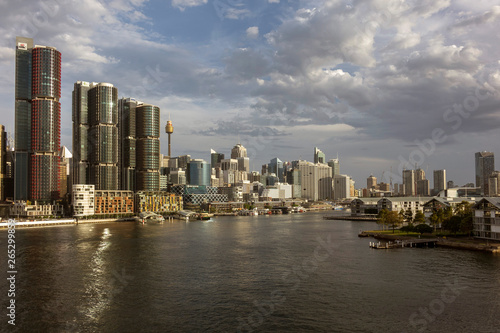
[
  {"x1": 369, "y1": 239, "x2": 438, "y2": 249},
  {"x1": 324, "y1": 215, "x2": 377, "y2": 221}
]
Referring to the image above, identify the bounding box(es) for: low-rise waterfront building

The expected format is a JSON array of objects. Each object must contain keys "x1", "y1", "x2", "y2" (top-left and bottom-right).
[
  {"x1": 10, "y1": 201, "x2": 64, "y2": 218},
  {"x1": 350, "y1": 198, "x2": 380, "y2": 216},
  {"x1": 473, "y1": 197, "x2": 500, "y2": 241},
  {"x1": 72, "y1": 184, "x2": 95, "y2": 217},
  {"x1": 135, "y1": 191, "x2": 183, "y2": 213},
  {"x1": 377, "y1": 197, "x2": 426, "y2": 216},
  {"x1": 94, "y1": 190, "x2": 134, "y2": 216}
]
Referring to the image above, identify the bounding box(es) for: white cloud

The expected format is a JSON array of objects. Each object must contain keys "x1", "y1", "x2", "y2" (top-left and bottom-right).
[
  {"x1": 171, "y1": 0, "x2": 207, "y2": 11},
  {"x1": 246, "y1": 26, "x2": 259, "y2": 39}
]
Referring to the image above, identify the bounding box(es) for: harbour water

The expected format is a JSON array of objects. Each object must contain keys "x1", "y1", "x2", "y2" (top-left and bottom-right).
[{"x1": 1, "y1": 212, "x2": 500, "y2": 332}]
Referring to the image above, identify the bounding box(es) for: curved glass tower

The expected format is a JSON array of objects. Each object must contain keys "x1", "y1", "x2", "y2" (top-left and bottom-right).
[
  {"x1": 88, "y1": 83, "x2": 118, "y2": 190},
  {"x1": 30, "y1": 45, "x2": 61, "y2": 202},
  {"x1": 136, "y1": 104, "x2": 160, "y2": 191}
]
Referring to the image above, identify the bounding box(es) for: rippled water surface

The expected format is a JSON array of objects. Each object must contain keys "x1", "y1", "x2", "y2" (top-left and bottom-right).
[{"x1": 1, "y1": 212, "x2": 500, "y2": 332}]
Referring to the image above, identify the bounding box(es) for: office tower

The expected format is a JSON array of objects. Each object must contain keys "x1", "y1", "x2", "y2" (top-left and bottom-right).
[
  {"x1": 15, "y1": 37, "x2": 61, "y2": 202},
  {"x1": 231, "y1": 143, "x2": 247, "y2": 159},
  {"x1": 379, "y1": 182, "x2": 390, "y2": 192},
  {"x1": 416, "y1": 179, "x2": 430, "y2": 196},
  {"x1": 475, "y1": 151, "x2": 495, "y2": 195},
  {"x1": 118, "y1": 98, "x2": 138, "y2": 191},
  {"x1": 433, "y1": 169, "x2": 446, "y2": 193},
  {"x1": 72, "y1": 81, "x2": 91, "y2": 185},
  {"x1": 0, "y1": 125, "x2": 5, "y2": 201},
  {"x1": 211, "y1": 149, "x2": 224, "y2": 169},
  {"x1": 268, "y1": 157, "x2": 284, "y2": 182},
  {"x1": 334, "y1": 174, "x2": 351, "y2": 200},
  {"x1": 261, "y1": 164, "x2": 269, "y2": 175},
  {"x1": 187, "y1": 159, "x2": 210, "y2": 186},
  {"x1": 317, "y1": 163, "x2": 333, "y2": 200},
  {"x1": 88, "y1": 83, "x2": 119, "y2": 190},
  {"x1": 328, "y1": 158, "x2": 340, "y2": 177},
  {"x1": 177, "y1": 155, "x2": 191, "y2": 169},
  {"x1": 14, "y1": 37, "x2": 33, "y2": 200},
  {"x1": 221, "y1": 159, "x2": 238, "y2": 171},
  {"x1": 367, "y1": 175, "x2": 377, "y2": 190},
  {"x1": 296, "y1": 160, "x2": 319, "y2": 201},
  {"x1": 314, "y1": 147, "x2": 326, "y2": 164},
  {"x1": 136, "y1": 104, "x2": 160, "y2": 191},
  {"x1": 287, "y1": 169, "x2": 301, "y2": 198},
  {"x1": 415, "y1": 168, "x2": 425, "y2": 181},
  {"x1": 237, "y1": 157, "x2": 250, "y2": 172},
  {"x1": 402, "y1": 169, "x2": 415, "y2": 196}
]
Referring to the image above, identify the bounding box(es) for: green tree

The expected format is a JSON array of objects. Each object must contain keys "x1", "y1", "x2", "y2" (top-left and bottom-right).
[
  {"x1": 386, "y1": 211, "x2": 403, "y2": 233},
  {"x1": 414, "y1": 210, "x2": 426, "y2": 224},
  {"x1": 377, "y1": 209, "x2": 389, "y2": 231},
  {"x1": 430, "y1": 209, "x2": 444, "y2": 232},
  {"x1": 414, "y1": 223, "x2": 433, "y2": 234},
  {"x1": 442, "y1": 215, "x2": 461, "y2": 234}
]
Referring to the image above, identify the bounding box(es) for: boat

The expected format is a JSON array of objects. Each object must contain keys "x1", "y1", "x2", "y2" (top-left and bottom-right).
[{"x1": 333, "y1": 205, "x2": 344, "y2": 211}]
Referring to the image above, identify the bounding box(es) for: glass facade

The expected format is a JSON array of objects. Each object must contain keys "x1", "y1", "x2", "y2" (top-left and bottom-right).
[
  {"x1": 87, "y1": 83, "x2": 118, "y2": 190},
  {"x1": 188, "y1": 160, "x2": 211, "y2": 186},
  {"x1": 118, "y1": 98, "x2": 137, "y2": 191},
  {"x1": 30, "y1": 155, "x2": 60, "y2": 201},
  {"x1": 31, "y1": 47, "x2": 61, "y2": 99},
  {"x1": 135, "y1": 104, "x2": 160, "y2": 191},
  {"x1": 72, "y1": 82, "x2": 90, "y2": 185}
]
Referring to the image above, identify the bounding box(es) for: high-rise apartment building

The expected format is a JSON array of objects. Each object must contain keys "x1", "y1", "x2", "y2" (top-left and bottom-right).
[
  {"x1": 415, "y1": 169, "x2": 425, "y2": 182},
  {"x1": 334, "y1": 174, "x2": 351, "y2": 200},
  {"x1": 15, "y1": 37, "x2": 61, "y2": 202},
  {"x1": 475, "y1": 151, "x2": 495, "y2": 196},
  {"x1": 433, "y1": 169, "x2": 447, "y2": 194},
  {"x1": 317, "y1": 163, "x2": 333, "y2": 200}
]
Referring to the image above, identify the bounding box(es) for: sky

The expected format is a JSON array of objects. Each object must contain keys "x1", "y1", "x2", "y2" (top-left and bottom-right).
[{"x1": 1, "y1": 0, "x2": 500, "y2": 188}]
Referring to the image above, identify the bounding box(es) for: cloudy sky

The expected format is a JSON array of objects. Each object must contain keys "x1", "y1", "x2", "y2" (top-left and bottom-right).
[{"x1": 1, "y1": 0, "x2": 500, "y2": 187}]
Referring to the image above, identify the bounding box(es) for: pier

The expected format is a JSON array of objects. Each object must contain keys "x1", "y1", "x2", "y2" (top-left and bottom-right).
[{"x1": 369, "y1": 239, "x2": 438, "y2": 249}]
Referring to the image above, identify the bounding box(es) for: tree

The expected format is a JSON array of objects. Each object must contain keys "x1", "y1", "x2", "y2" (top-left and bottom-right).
[
  {"x1": 386, "y1": 211, "x2": 403, "y2": 233},
  {"x1": 414, "y1": 223, "x2": 433, "y2": 234},
  {"x1": 442, "y1": 215, "x2": 461, "y2": 234},
  {"x1": 414, "y1": 210, "x2": 426, "y2": 224},
  {"x1": 430, "y1": 209, "x2": 444, "y2": 232},
  {"x1": 377, "y1": 209, "x2": 389, "y2": 231}
]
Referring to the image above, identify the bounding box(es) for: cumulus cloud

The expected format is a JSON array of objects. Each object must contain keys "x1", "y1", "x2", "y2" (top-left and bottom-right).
[{"x1": 246, "y1": 26, "x2": 259, "y2": 39}]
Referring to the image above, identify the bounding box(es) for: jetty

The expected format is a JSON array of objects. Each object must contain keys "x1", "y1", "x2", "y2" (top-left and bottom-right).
[
  {"x1": 324, "y1": 215, "x2": 377, "y2": 221},
  {"x1": 369, "y1": 239, "x2": 438, "y2": 249}
]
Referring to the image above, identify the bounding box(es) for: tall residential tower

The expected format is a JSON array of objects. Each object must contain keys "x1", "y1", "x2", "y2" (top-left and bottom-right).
[{"x1": 15, "y1": 37, "x2": 61, "y2": 202}]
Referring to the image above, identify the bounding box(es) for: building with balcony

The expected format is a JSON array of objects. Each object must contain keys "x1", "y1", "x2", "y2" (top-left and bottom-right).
[
  {"x1": 135, "y1": 191, "x2": 183, "y2": 214},
  {"x1": 473, "y1": 197, "x2": 500, "y2": 241},
  {"x1": 72, "y1": 184, "x2": 95, "y2": 217},
  {"x1": 94, "y1": 190, "x2": 134, "y2": 216}
]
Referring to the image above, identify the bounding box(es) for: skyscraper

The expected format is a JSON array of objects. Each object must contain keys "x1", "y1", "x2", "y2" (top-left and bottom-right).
[
  {"x1": 136, "y1": 104, "x2": 160, "y2": 191},
  {"x1": 367, "y1": 175, "x2": 377, "y2": 190},
  {"x1": 268, "y1": 157, "x2": 284, "y2": 182},
  {"x1": 72, "y1": 81, "x2": 91, "y2": 185},
  {"x1": 403, "y1": 169, "x2": 415, "y2": 196},
  {"x1": 187, "y1": 159, "x2": 210, "y2": 186},
  {"x1": 118, "y1": 98, "x2": 138, "y2": 191},
  {"x1": 475, "y1": 151, "x2": 495, "y2": 196},
  {"x1": 231, "y1": 143, "x2": 247, "y2": 159},
  {"x1": 433, "y1": 169, "x2": 446, "y2": 194},
  {"x1": 328, "y1": 158, "x2": 340, "y2": 177},
  {"x1": 314, "y1": 147, "x2": 326, "y2": 164},
  {"x1": 88, "y1": 83, "x2": 118, "y2": 190},
  {"x1": 15, "y1": 37, "x2": 61, "y2": 202},
  {"x1": 210, "y1": 149, "x2": 224, "y2": 169}
]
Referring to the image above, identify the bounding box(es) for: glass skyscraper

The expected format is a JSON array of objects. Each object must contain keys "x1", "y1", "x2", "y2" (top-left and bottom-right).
[
  {"x1": 475, "y1": 151, "x2": 495, "y2": 195},
  {"x1": 15, "y1": 37, "x2": 61, "y2": 202},
  {"x1": 136, "y1": 104, "x2": 160, "y2": 191}
]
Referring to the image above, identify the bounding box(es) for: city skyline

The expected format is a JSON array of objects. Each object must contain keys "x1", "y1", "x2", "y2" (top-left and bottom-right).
[{"x1": 1, "y1": 1, "x2": 500, "y2": 186}]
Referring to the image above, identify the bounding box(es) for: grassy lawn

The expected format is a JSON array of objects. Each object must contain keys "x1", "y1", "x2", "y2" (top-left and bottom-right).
[{"x1": 364, "y1": 230, "x2": 422, "y2": 237}]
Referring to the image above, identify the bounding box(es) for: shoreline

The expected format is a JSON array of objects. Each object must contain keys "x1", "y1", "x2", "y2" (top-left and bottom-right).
[{"x1": 359, "y1": 231, "x2": 500, "y2": 254}]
